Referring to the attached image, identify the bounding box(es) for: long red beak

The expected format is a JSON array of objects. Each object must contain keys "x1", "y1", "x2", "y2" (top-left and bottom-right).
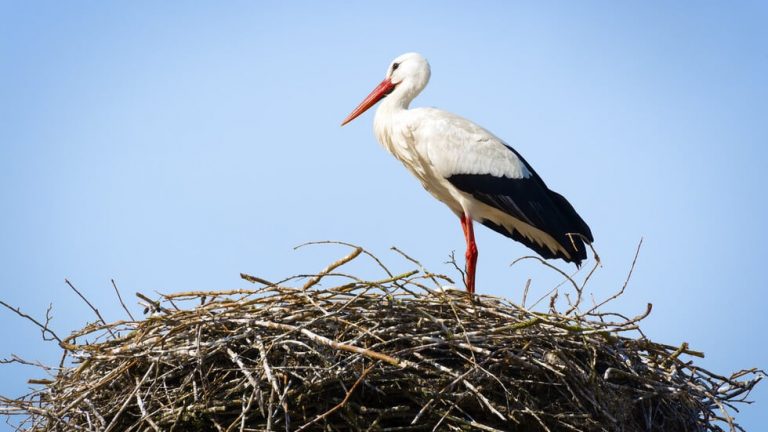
[{"x1": 341, "y1": 78, "x2": 396, "y2": 126}]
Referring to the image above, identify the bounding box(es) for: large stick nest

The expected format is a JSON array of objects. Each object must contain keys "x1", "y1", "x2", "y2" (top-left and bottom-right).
[{"x1": 0, "y1": 244, "x2": 762, "y2": 431}]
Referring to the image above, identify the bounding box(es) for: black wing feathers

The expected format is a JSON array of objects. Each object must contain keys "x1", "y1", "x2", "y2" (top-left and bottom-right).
[
  {"x1": 481, "y1": 218, "x2": 563, "y2": 261},
  {"x1": 547, "y1": 190, "x2": 594, "y2": 243},
  {"x1": 447, "y1": 147, "x2": 593, "y2": 266}
]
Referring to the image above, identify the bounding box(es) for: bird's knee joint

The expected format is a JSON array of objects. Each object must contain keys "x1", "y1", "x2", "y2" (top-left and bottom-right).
[{"x1": 466, "y1": 246, "x2": 478, "y2": 260}]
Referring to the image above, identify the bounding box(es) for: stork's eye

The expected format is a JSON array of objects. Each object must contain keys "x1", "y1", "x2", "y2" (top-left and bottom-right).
[{"x1": 392, "y1": 62, "x2": 400, "y2": 71}]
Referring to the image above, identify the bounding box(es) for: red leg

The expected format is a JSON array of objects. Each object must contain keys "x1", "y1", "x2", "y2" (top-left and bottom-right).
[{"x1": 460, "y1": 214, "x2": 478, "y2": 294}]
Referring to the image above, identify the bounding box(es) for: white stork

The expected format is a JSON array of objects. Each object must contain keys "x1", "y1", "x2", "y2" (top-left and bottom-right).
[{"x1": 342, "y1": 52, "x2": 593, "y2": 294}]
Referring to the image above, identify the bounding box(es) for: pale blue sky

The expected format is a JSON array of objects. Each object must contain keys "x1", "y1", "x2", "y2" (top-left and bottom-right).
[{"x1": 1, "y1": 1, "x2": 766, "y2": 429}]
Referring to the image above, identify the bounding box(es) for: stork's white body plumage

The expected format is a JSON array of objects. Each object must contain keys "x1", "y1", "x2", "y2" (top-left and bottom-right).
[
  {"x1": 343, "y1": 53, "x2": 593, "y2": 294},
  {"x1": 373, "y1": 107, "x2": 565, "y2": 255}
]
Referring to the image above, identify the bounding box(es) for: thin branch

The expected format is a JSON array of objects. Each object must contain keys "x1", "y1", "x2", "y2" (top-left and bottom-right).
[
  {"x1": 585, "y1": 237, "x2": 643, "y2": 315},
  {"x1": 65, "y1": 279, "x2": 115, "y2": 338},
  {"x1": 0, "y1": 300, "x2": 61, "y2": 343},
  {"x1": 295, "y1": 240, "x2": 393, "y2": 277},
  {"x1": 111, "y1": 279, "x2": 135, "y2": 321},
  {"x1": 302, "y1": 247, "x2": 362, "y2": 290}
]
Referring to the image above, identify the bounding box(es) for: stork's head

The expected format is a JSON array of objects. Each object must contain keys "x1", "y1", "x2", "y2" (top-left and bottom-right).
[{"x1": 342, "y1": 52, "x2": 431, "y2": 126}]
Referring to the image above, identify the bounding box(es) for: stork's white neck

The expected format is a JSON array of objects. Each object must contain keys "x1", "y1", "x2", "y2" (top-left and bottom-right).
[
  {"x1": 372, "y1": 87, "x2": 423, "y2": 159},
  {"x1": 373, "y1": 99, "x2": 398, "y2": 152},
  {"x1": 375, "y1": 91, "x2": 410, "y2": 120},
  {"x1": 374, "y1": 78, "x2": 428, "y2": 125},
  {"x1": 373, "y1": 92, "x2": 409, "y2": 144}
]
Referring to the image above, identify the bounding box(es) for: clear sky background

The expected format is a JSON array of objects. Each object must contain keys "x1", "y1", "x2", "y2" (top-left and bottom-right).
[{"x1": 1, "y1": 1, "x2": 766, "y2": 429}]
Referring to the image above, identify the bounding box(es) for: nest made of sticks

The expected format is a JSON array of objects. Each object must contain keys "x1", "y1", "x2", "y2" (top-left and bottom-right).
[{"x1": 0, "y1": 244, "x2": 763, "y2": 431}]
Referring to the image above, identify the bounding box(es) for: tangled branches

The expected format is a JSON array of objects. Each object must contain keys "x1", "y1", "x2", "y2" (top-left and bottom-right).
[{"x1": 0, "y1": 244, "x2": 762, "y2": 431}]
